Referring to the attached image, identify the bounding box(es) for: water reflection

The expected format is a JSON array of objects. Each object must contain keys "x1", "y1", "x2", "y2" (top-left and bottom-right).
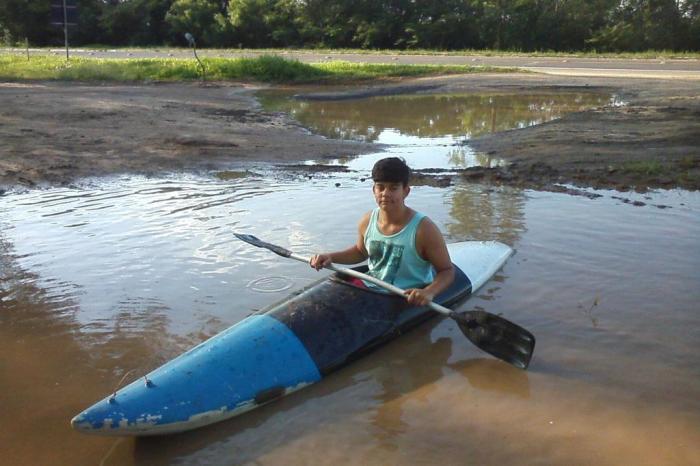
[
  {"x1": 0, "y1": 236, "x2": 166, "y2": 466},
  {"x1": 451, "y1": 358, "x2": 531, "y2": 399},
  {"x1": 259, "y1": 90, "x2": 616, "y2": 171},
  {"x1": 369, "y1": 322, "x2": 531, "y2": 454},
  {"x1": 258, "y1": 91, "x2": 616, "y2": 143},
  {"x1": 445, "y1": 184, "x2": 527, "y2": 245}
]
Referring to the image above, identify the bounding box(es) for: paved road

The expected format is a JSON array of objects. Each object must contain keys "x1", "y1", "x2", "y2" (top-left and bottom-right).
[{"x1": 5, "y1": 47, "x2": 700, "y2": 79}]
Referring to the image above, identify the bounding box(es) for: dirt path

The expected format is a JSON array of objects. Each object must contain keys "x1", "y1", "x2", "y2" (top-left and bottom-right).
[{"x1": 1, "y1": 73, "x2": 698, "y2": 193}]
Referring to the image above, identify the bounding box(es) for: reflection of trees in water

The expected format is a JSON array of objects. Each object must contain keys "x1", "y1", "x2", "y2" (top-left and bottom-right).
[
  {"x1": 369, "y1": 318, "x2": 531, "y2": 454},
  {"x1": 370, "y1": 331, "x2": 452, "y2": 453},
  {"x1": 0, "y1": 234, "x2": 81, "y2": 334},
  {"x1": 446, "y1": 147, "x2": 497, "y2": 169},
  {"x1": 0, "y1": 232, "x2": 179, "y2": 395},
  {"x1": 261, "y1": 92, "x2": 611, "y2": 142},
  {"x1": 1, "y1": 231, "x2": 187, "y2": 464},
  {"x1": 445, "y1": 183, "x2": 526, "y2": 246}
]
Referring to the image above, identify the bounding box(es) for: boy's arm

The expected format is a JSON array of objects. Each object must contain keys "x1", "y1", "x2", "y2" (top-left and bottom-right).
[
  {"x1": 405, "y1": 218, "x2": 454, "y2": 305},
  {"x1": 310, "y1": 212, "x2": 370, "y2": 269}
]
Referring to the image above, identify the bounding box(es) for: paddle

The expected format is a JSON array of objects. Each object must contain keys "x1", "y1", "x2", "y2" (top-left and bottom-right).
[{"x1": 235, "y1": 233, "x2": 535, "y2": 369}]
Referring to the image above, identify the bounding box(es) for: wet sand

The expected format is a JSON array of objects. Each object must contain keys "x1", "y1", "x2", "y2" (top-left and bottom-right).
[{"x1": 1, "y1": 73, "x2": 699, "y2": 192}]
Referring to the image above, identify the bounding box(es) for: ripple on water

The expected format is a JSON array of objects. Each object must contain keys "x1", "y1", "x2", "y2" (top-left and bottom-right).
[{"x1": 246, "y1": 275, "x2": 294, "y2": 293}]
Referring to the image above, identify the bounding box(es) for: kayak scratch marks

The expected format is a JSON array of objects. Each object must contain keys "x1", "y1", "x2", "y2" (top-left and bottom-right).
[
  {"x1": 135, "y1": 413, "x2": 163, "y2": 425},
  {"x1": 73, "y1": 381, "x2": 316, "y2": 435}
]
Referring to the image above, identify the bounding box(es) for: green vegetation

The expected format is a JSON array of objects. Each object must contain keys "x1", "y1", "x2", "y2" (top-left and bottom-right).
[
  {"x1": 678, "y1": 155, "x2": 698, "y2": 170},
  {"x1": 0, "y1": 54, "x2": 514, "y2": 83},
  {"x1": 1, "y1": 0, "x2": 698, "y2": 52},
  {"x1": 621, "y1": 160, "x2": 666, "y2": 176},
  {"x1": 613, "y1": 157, "x2": 698, "y2": 186}
]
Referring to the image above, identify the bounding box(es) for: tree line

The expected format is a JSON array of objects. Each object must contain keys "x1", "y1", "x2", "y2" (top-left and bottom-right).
[{"x1": 1, "y1": 0, "x2": 699, "y2": 52}]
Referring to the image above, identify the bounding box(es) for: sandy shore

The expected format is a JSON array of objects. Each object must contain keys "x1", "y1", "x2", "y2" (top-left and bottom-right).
[{"x1": 1, "y1": 73, "x2": 698, "y2": 192}]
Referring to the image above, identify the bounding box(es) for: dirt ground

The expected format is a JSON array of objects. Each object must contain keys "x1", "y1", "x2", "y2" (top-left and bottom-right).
[{"x1": 1, "y1": 73, "x2": 698, "y2": 193}]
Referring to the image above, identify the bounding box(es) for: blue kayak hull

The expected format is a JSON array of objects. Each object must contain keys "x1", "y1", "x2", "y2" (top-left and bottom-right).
[
  {"x1": 72, "y1": 241, "x2": 512, "y2": 435},
  {"x1": 72, "y1": 314, "x2": 322, "y2": 434}
]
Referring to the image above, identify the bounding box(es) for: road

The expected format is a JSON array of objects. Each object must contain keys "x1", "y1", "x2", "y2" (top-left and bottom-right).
[{"x1": 4, "y1": 47, "x2": 700, "y2": 79}]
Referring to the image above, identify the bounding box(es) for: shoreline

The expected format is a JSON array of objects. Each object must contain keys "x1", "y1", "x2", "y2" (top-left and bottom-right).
[{"x1": 1, "y1": 73, "x2": 698, "y2": 193}]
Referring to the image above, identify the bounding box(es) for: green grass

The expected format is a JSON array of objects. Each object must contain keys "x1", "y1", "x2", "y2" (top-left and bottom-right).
[
  {"x1": 621, "y1": 160, "x2": 666, "y2": 175},
  {"x1": 5, "y1": 45, "x2": 698, "y2": 59},
  {"x1": 0, "y1": 54, "x2": 515, "y2": 83}
]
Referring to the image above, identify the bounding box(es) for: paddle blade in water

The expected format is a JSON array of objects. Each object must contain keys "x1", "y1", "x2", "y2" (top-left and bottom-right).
[{"x1": 453, "y1": 310, "x2": 535, "y2": 369}]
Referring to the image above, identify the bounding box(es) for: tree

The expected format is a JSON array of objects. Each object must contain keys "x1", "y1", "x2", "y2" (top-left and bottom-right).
[
  {"x1": 166, "y1": 0, "x2": 230, "y2": 46},
  {"x1": 97, "y1": 0, "x2": 175, "y2": 45},
  {"x1": 227, "y1": 0, "x2": 267, "y2": 45},
  {"x1": 685, "y1": 0, "x2": 700, "y2": 49},
  {"x1": 588, "y1": 0, "x2": 690, "y2": 51},
  {"x1": 0, "y1": 0, "x2": 55, "y2": 45},
  {"x1": 1, "y1": 0, "x2": 698, "y2": 51},
  {"x1": 403, "y1": 0, "x2": 480, "y2": 49}
]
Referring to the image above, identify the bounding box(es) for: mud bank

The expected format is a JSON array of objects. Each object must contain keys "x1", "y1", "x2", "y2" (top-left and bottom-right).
[
  {"x1": 294, "y1": 73, "x2": 700, "y2": 192},
  {"x1": 1, "y1": 73, "x2": 698, "y2": 192},
  {"x1": 0, "y1": 81, "x2": 372, "y2": 190}
]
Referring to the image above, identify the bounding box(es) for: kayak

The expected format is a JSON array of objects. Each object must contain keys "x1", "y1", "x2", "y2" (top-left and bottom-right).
[{"x1": 71, "y1": 241, "x2": 513, "y2": 436}]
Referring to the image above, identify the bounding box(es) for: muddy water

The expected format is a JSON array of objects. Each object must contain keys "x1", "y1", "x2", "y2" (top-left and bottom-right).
[{"x1": 1, "y1": 93, "x2": 699, "y2": 466}]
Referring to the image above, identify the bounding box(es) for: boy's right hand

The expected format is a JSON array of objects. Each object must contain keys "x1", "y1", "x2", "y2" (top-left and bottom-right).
[{"x1": 310, "y1": 254, "x2": 332, "y2": 271}]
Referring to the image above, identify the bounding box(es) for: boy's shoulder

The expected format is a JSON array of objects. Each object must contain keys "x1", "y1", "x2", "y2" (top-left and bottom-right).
[
  {"x1": 358, "y1": 210, "x2": 373, "y2": 230},
  {"x1": 416, "y1": 215, "x2": 444, "y2": 241}
]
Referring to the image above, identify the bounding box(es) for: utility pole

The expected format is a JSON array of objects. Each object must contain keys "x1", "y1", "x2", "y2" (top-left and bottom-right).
[
  {"x1": 62, "y1": 0, "x2": 69, "y2": 59},
  {"x1": 51, "y1": 0, "x2": 77, "y2": 60}
]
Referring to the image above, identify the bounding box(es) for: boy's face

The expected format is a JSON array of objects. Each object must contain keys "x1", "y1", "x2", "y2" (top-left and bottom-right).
[{"x1": 372, "y1": 181, "x2": 410, "y2": 209}]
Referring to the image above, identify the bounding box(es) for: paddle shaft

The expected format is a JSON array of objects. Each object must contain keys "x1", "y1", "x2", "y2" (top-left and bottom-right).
[
  {"x1": 234, "y1": 233, "x2": 535, "y2": 369},
  {"x1": 286, "y1": 251, "x2": 454, "y2": 317}
]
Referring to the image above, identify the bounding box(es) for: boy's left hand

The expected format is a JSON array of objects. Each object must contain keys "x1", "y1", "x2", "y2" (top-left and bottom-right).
[{"x1": 404, "y1": 288, "x2": 434, "y2": 306}]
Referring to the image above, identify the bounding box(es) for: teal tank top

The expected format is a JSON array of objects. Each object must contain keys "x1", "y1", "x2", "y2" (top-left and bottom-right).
[{"x1": 363, "y1": 208, "x2": 435, "y2": 291}]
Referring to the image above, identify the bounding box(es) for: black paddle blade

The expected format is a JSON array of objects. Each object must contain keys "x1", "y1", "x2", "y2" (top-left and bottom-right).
[
  {"x1": 234, "y1": 233, "x2": 292, "y2": 258},
  {"x1": 452, "y1": 310, "x2": 535, "y2": 369}
]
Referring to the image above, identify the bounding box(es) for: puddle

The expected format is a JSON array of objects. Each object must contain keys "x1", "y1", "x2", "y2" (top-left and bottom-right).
[
  {"x1": 258, "y1": 90, "x2": 621, "y2": 170},
  {"x1": 1, "y1": 90, "x2": 698, "y2": 466}
]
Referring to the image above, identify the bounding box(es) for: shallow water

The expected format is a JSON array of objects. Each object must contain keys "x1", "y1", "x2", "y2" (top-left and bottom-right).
[
  {"x1": 1, "y1": 91, "x2": 699, "y2": 466},
  {"x1": 258, "y1": 90, "x2": 622, "y2": 170}
]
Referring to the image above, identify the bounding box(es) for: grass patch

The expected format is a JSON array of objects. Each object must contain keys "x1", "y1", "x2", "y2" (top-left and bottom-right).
[
  {"x1": 678, "y1": 155, "x2": 698, "y2": 170},
  {"x1": 0, "y1": 54, "x2": 514, "y2": 84},
  {"x1": 621, "y1": 160, "x2": 666, "y2": 175}
]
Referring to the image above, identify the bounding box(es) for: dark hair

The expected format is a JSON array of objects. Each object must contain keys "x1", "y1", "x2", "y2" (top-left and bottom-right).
[{"x1": 371, "y1": 157, "x2": 411, "y2": 185}]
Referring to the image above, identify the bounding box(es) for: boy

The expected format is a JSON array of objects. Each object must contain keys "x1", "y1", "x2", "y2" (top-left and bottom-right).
[{"x1": 310, "y1": 157, "x2": 454, "y2": 306}]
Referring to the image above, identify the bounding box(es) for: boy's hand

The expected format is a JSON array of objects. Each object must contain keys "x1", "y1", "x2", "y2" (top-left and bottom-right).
[
  {"x1": 404, "y1": 288, "x2": 434, "y2": 306},
  {"x1": 310, "y1": 254, "x2": 332, "y2": 271}
]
